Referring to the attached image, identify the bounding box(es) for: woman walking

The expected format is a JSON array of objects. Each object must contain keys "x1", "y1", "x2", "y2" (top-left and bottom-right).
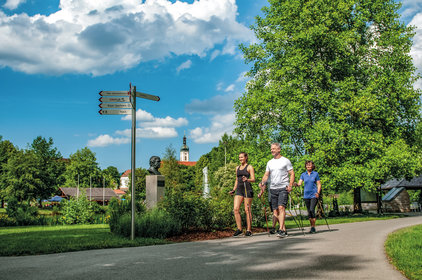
[
  {"x1": 295, "y1": 160, "x2": 321, "y2": 233},
  {"x1": 229, "y1": 152, "x2": 255, "y2": 237}
]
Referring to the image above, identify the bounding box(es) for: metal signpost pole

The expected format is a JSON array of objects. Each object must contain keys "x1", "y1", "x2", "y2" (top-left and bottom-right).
[
  {"x1": 131, "y1": 84, "x2": 136, "y2": 241},
  {"x1": 98, "y1": 84, "x2": 159, "y2": 241}
]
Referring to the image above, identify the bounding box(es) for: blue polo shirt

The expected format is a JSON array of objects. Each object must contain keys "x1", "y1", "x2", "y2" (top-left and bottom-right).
[{"x1": 300, "y1": 171, "x2": 320, "y2": 199}]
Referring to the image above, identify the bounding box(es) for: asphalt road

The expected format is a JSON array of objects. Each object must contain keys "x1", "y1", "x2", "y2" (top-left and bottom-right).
[{"x1": 1, "y1": 215, "x2": 421, "y2": 280}]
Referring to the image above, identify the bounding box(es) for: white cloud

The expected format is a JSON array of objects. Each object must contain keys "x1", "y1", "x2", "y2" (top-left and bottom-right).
[
  {"x1": 236, "y1": 71, "x2": 248, "y2": 82},
  {"x1": 3, "y1": 0, "x2": 25, "y2": 10},
  {"x1": 122, "y1": 108, "x2": 188, "y2": 127},
  {"x1": 210, "y1": 49, "x2": 220, "y2": 61},
  {"x1": 87, "y1": 134, "x2": 130, "y2": 147},
  {"x1": 185, "y1": 92, "x2": 239, "y2": 114},
  {"x1": 116, "y1": 127, "x2": 178, "y2": 138},
  {"x1": 176, "y1": 59, "x2": 192, "y2": 73},
  {"x1": 0, "y1": 0, "x2": 254, "y2": 75},
  {"x1": 189, "y1": 113, "x2": 235, "y2": 143},
  {"x1": 90, "y1": 108, "x2": 186, "y2": 146},
  {"x1": 410, "y1": 13, "x2": 422, "y2": 74},
  {"x1": 224, "y1": 84, "x2": 235, "y2": 92}
]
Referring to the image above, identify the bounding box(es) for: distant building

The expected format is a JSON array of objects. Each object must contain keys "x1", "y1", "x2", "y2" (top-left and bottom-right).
[
  {"x1": 120, "y1": 169, "x2": 131, "y2": 191},
  {"x1": 180, "y1": 133, "x2": 189, "y2": 162},
  {"x1": 58, "y1": 187, "x2": 119, "y2": 205}
]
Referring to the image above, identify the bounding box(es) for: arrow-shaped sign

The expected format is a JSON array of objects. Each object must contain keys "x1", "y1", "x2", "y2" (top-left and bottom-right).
[
  {"x1": 99, "y1": 91, "x2": 130, "y2": 96},
  {"x1": 99, "y1": 109, "x2": 132, "y2": 115},
  {"x1": 99, "y1": 103, "x2": 132, "y2": 109},
  {"x1": 99, "y1": 97, "x2": 130, "y2": 103},
  {"x1": 135, "y1": 92, "x2": 160, "y2": 102}
]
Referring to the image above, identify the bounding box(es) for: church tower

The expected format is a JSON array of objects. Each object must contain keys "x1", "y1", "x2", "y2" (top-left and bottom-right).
[{"x1": 180, "y1": 133, "x2": 189, "y2": 162}]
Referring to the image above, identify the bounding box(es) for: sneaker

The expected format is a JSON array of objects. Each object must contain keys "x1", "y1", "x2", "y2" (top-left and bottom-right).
[
  {"x1": 284, "y1": 230, "x2": 288, "y2": 237},
  {"x1": 233, "y1": 229, "x2": 243, "y2": 237},
  {"x1": 245, "y1": 231, "x2": 252, "y2": 237},
  {"x1": 308, "y1": 227, "x2": 316, "y2": 234},
  {"x1": 276, "y1": 230, "x2": 287, "y2": 238},
  {"x1": 269, "y1": 228, "x2": 277, "y2": 234}
]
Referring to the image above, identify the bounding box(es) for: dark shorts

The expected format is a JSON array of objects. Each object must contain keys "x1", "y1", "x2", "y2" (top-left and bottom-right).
[
  {"x1": 270, "y1": 188, "x2": 289, "y2": 210},
  {"x1": 235, "y1": 184, "x2": 254, "y2": 198}
]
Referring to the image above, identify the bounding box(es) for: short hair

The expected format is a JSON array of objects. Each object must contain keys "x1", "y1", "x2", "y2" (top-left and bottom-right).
[
  {"x1": 239, "y1": 152, "x2": 248, "y2": 163},
  {"x1": 305, "y1": 160, "x2": 315, "y2": 170},
  {"x1": 271, "y1": 142, "x2": 281, "y2": 149}
]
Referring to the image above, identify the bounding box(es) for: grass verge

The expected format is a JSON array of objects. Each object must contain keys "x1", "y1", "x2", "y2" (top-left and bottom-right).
[
  {"x1": 0, "y1": 224, "x2": 170, "y2": 256},
  {"x1": 385, "y1": 224, "x2": 422, "y2": 280}
]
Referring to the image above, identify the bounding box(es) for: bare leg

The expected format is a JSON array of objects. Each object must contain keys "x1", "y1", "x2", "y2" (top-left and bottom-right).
[
  {"x1": 277, "y1": 206, "x2": 286, "y2": 231},
  {"x1": 233, "y1": 195, "x2": 244, "y2": 230}
]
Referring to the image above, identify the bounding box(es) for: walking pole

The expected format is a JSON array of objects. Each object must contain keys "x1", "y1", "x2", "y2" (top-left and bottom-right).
[
  {"x1": 244, "y1": 180, "x2": 253, "y2": 233},
  {"x1": 317, "y1": 199, "x2": 331, "y2": 231},
  {"x1": 260, "y1": 194, "x2": 270, "y2": 236},
  {"x1": 289, "y1": 194, "x2": 305, "y2": 236}
]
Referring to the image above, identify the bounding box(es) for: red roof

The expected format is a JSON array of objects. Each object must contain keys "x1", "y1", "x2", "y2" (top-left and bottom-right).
[
  {"x1": 121, "y1": 169, "x2": 131, "y2": 177},
  {"x1": 114, "y1": 189, "x2": 126, "y2": 195},
  {"x1": 177, "y1": 161, "x2": 197, "y2": 166}
]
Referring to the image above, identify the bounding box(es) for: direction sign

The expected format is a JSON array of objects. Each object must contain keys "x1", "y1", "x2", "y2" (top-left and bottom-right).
[
  {"x1": 99, "y1": 103, "x2": 132, "y2": 109},
  {"x1": 135, "y1": 91, "x2": 160, "y2": 101},
  {"x1": 99, "y1": 97, "x2": 130, "y2": 103},
  {"x1": 99, "y1": 109, "x2": 131, "y2": 115},
  {"x1": 99, "y1": 91, "x2": 130, "y2": 96}
]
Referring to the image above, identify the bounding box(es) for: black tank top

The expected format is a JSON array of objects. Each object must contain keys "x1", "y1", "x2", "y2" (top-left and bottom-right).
[{"x1": 237, "y1": 164, "x2": 251, "y2": 189}]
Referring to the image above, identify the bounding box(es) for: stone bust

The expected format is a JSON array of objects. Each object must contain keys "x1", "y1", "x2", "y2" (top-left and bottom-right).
[{"x1": 148, "y1": 156, "x2": 161, "y2": 175}]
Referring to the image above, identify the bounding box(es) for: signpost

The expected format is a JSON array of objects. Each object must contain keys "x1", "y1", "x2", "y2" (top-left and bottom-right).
[{"x1": 98, "y1": 84, "x2": 160, "y2": 240}]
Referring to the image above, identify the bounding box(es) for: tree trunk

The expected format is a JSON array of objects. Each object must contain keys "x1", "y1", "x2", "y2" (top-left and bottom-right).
[{"x1": 353, "y1": 187, "x2": 362, "y2": 213}]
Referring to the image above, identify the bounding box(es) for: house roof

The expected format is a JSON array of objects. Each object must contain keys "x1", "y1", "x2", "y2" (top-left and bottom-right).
[
  {"x1": 113, "y1": 189, "x2": 126, "y2": 195},
  {"x1": 380, "y1": 175, "x2": 422, "y2": 190},
  {"x1": 121, "y1": 169, "x2": 131, "y2": 177},
  {"x1": 177, "y1": 161, "x2": 197, "y2": 167},
  {"x1": 59, "y1": 187, "x2": 119, "y2": 201}
]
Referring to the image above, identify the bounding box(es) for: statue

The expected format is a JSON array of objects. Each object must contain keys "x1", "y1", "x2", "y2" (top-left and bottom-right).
[{"x1": 148, "y1": 156, "x2": 161, "y2": 175}]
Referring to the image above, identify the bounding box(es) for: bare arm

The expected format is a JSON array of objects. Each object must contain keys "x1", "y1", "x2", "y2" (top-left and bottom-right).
[
  {"x1": 244, "y1": 165, "x2": 256, "y2": 183},
  {"x1": 258, "y1": 171, "x2": 270, "y2": 197},
  {"x1": 316, "y1": 180, "x2": 321, "y2": 198},
  {"x1": 286, "y1": 169, "x2": 295, "y2": 192}
]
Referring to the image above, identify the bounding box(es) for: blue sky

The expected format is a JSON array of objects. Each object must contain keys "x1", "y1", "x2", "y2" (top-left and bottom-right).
[{"x1": 0, "y1": 0, "x2": 421, "y2": 173}]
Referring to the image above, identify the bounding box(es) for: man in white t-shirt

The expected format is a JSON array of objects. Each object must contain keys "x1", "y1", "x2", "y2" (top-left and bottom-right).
[{"x1": 259, "y1": 143, "x2": 294, "y2": 238}]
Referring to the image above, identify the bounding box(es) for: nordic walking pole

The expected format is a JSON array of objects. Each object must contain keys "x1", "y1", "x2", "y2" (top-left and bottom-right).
[
  {"x1": 260, "y1": 194, "x2": 270, "y2": 235},
  {"x1": 317, "y1": 198, "x2": 331, "y2": 231},
  {"x1": 244, "y1": 178, "x2": 253, "y2": 232},
  {"x1": 289, "y1": 194, "x2": 305, "y2": 236}
]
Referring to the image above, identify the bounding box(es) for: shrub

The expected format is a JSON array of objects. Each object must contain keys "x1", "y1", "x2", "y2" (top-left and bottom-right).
[
  {"x1": 107, "y1": 197, "x2": 146, "y2": 233},
  {"x1": 110, "y1": 208, "x2": 181, "y2": 238},
  {"x1": 5, "y1": 197, "x2": 39, "y2": 226},
  {"x1": 61, "y1": 194, "x2": 95, "y2": 224},
  {"x1": 160, "y1": 189, "x2": 213, "y2": 230}
]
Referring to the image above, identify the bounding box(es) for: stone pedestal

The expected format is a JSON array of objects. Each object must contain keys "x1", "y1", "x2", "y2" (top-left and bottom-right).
[{"x1": 146, "y1": 175, "x2": 165, "y2": 209}]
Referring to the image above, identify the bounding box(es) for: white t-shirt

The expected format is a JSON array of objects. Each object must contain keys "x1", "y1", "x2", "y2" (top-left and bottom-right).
[{"x1": 265, "y1": 156, "x2": 293, "y2": 189}]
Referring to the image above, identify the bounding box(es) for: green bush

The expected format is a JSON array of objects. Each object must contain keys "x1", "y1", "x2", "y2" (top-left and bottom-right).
[
  {"x1": 107, "y1": 197, "x2": 146, "y2": 233},
  {"x1": 110, "y1": 209, "x2": 181, "y2": 238},
  {"x1": 160, "y1": 189, "x2": 213, "y2": 230},
  {"x1": 338, "y1": 191, "x2": 353, "y2": 205},
  {"x1": 5, "y1": 197, "x2": 39, "y2": 226},
  {"x1": 61, "y1": 195, "x2": 95, "y2": 224}
]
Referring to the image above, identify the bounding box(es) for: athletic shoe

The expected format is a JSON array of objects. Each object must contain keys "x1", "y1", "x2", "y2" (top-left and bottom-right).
[
  {"x1": 284, "y1": 230, "x2": 288, "y2": 237},
  {"x1": 245, "y1": 231, "x2": 252, "y2": 237},
  {"x1": 276, "y1": 230, "x2": 287, "y2": 238},
  {"x1": 308, "y1": 227, "x2": 316, "y2": 234},
  {"x1": 233, "y1": 229, "x2": 243, "y2": 237},
  {"x1": 269, "y1": 228, "x2": 277, "y2": 234}
]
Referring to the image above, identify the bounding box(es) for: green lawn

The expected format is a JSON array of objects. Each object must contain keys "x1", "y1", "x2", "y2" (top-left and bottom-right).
[
  {"x1": 385, "y1": 224, "x2": 422, "y2": 280},
  {"x1": 0, "y1": 224, "x2": 169, "y2": 256}
]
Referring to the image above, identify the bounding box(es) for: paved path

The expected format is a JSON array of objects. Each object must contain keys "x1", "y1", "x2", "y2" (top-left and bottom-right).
[{"x1": 1, "y1": 215, "x2": 421, "y2": 280}]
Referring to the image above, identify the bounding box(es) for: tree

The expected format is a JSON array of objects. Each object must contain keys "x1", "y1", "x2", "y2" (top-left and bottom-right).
[
  {"x1": 127, "y1": 167, "x2": 149, "y2": 200},
  {"x1": 160, "y1": 145, "x2": 183, "y2": 189},
  {"x1": 236, "y1": 0, "x2": 422, "y2": 212},
  {"x1": 3, "y1": 149, "x2": 39, "y2": 202},
  {"x1": 0, "y1": 137, "x2": 17, "y2": 207},
  {"x1": 102, "y1": 166, "x2": 121, "y2": 189},
  {"x1": 29, "y1": 136, "x2": 66, "y2": 205},
  {"x1": 63, "y1": 147, "x2": 101, "y2": 189}
]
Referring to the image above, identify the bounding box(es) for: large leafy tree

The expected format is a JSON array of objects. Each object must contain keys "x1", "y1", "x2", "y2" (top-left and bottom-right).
[
  {"x1": 29, "y1": 136, "x2": 66, "y2": 204},
  {"x1": 63, "y1": 147, "x2": 101, "y2": 188},
  {"x1": 0, "y1": 137, "x2": 17, "y2": 207},
  {"x1": 102, "y1": 166, "x2": 121, "y2": 188},
  {"x1": 235, "y1": 0, "x2": 422, "y2": 211}
]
